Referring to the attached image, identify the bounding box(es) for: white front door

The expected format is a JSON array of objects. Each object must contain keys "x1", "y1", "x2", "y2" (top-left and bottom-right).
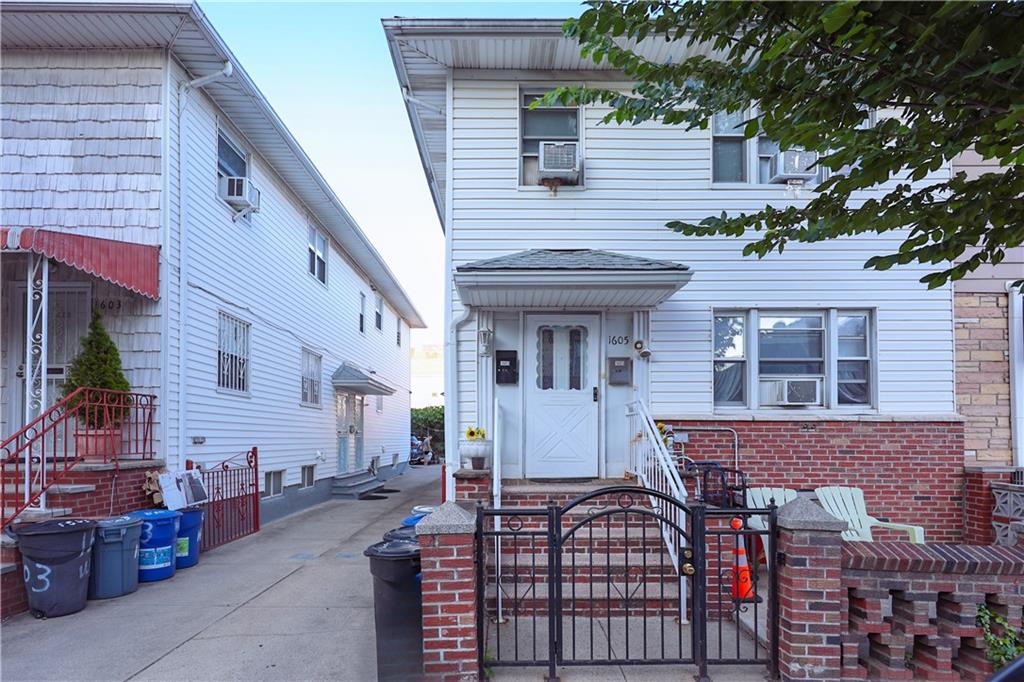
[{"x1": 524, "y1": 314, "x2": 600, "y2": 478}]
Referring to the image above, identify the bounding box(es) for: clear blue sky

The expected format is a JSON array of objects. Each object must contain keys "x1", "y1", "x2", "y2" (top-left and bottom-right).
[{"x1": 201, "y1": 1, "x2": 585, "y2": 345}]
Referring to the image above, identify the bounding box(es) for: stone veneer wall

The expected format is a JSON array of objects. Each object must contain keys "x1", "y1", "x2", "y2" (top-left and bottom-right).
[{"x1": 955, "y1": 291, "x2": 1013, "y2": 464}]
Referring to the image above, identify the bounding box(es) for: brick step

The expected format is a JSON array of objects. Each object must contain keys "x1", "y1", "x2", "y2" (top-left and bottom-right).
[
  {"x1": 485, "y1": 579, "x2": 683, "y2": 602},
  {"x1": 0, "y1": 562, "x2": 16, "y2": 576}
]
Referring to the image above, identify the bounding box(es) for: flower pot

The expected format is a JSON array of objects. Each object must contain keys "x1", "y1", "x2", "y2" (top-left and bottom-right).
[
  {"x1": 74, "y1": 428, "x2": 123, "y2": 458},
  {"x1": 459, "y1": 440, "x2": 493, "y2": 470}
]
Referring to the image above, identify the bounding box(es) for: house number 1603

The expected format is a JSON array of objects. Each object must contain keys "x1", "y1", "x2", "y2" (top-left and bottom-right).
[{"x1": 608, "y1": 335, "x2": 630, "y2": 345}]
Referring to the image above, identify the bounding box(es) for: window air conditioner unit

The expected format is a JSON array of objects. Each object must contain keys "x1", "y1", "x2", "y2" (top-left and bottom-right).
[
  {"x1": 218, "y1": 176, "x2": 261, "y2": 212},
  {"x1": 538, "y1": 141, "x2": 580, "y2": 185},
  {"x1": 768, "y1": 150, "x2": 818, "y2": 183},
  {"x1": 759, "y1": 378, "x2": 822, "y2": 407}
]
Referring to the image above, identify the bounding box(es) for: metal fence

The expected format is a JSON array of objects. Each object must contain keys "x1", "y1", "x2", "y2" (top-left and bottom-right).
[{"x1": 194, "y1": 447, "x2": 260, "y2": 552}]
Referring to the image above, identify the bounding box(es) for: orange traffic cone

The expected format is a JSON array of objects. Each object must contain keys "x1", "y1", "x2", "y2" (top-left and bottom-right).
[{"x1": 730, "y1": 517, "x2": 760, "y2": 604}]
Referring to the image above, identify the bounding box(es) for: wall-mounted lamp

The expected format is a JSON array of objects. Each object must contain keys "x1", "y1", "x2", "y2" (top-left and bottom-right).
[{"x1": 478, "y1": 329, "x2": 494, "y2": 357}]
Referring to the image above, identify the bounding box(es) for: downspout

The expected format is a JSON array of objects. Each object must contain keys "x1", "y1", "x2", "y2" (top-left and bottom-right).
[
  {"x1": 176, "y1": 61, "x2": 232, "y2": 468},
  {"x1": 445, "y1": 305, "x2": 472, "y2": 498},
  {"x1": 1009, "y1": 281, "x2": 1023, "y2": 468}
]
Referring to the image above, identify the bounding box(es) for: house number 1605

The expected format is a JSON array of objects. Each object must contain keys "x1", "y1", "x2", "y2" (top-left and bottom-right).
[{"x1": 608, "y1": 335, "x2": 630, "y2": 345}]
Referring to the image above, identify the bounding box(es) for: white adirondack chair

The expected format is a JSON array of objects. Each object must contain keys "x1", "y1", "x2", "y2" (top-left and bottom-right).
[
  {"x1": 745, "y1": 487, "x2": 798, "y2": 568},
  {"x1": 814, "y1": 486, "x2": 926, "y2": 543}
]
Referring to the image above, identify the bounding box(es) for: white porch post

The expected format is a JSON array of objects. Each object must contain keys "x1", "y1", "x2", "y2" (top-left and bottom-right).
[{"x1": 23, "y1": 253, "x2": 49, "y2": 508}]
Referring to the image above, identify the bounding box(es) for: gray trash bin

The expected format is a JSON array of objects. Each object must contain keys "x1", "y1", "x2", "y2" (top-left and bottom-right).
[
  {"x1": 88, "y1": 515, "x2": 143, "y2": 600},
  {"x1": 13, "y1": 518, "x2": 97, "y2": 618},
  {"x1": 364, "y1": 539, "x2": 423, "y2": 681}
]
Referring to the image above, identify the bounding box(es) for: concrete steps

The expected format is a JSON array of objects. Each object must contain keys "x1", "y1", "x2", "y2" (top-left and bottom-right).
[{"x1": 331, "y1": 470, "x2": 383, "y2": 499}]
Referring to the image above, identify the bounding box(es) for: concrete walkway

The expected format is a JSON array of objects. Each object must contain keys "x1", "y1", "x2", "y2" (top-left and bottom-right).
[{"x1": 1, "y1": 465, "x2": 442, "y2": 682}]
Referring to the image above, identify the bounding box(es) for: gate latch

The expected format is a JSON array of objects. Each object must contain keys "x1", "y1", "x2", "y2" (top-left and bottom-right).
[{"x1": 592, "y1": 387, "x2": 599, "y2": 402}]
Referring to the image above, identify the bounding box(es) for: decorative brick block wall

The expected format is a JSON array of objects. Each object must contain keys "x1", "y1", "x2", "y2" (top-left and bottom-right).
[
  {"x1": 417, "y1": 502, "x2": 480, "y2": 682},
  {"x1": 840, "y1": 541, "x2": 1024, "y2": 681},
  {"x1": 668, "y1": 420, "x2": 965, "y2": 542},
  {"x1": 1, "y1": 551, "x2": 27, "y2": 620},
  {"x1": 963, "y1": 465, "x2": 1014, "y2": 544},
  {"x1": 955, "y1": 292, "x2": 1013, "y2": 465}
]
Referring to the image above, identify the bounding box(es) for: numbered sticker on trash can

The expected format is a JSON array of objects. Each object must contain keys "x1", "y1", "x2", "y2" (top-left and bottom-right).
[
  {"x1": 175, "y1": 537, "x2": 190, "y2": 558},
  {"x1": 140, "y1": 545, "x2": 173, "y2": 570}
]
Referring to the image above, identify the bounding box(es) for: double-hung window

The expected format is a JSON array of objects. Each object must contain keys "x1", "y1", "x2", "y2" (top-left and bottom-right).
[
  {"x1": 217, "y1": 312, "x2": 250, "y2": 393},
  {"x1": 712, "y1": 109, "x2": 830, "y2": 185},
  {"x1": 308, "y1": 226, "x2": 327, "y2": 284},
  {"x1": 217, "y1": 131, "x2": 247, "y2": 180},
  {"x1": 520, "y1": 90, "x2": 580, "y2": 186},
  {"x1": 375, "y1": 295, "x2": 383, "y2": 331},
  {"x1": 300, "y1": 348, "x2": 322, "y2": 406},
  {"x1": 713, "y1": 309, "x2": 873, "y2": 409},
  {"x1": 359, "y1": 293, "x2": 366, "y2": 333},
  {"x1": 300, "y1": 464, "x2": 315, "y2": 489},
  {"x1": 376, "y1": 395, "x2": 384, "y2": 414},
  {"x1": 396, "y1": 315, "x2": 402, "y2": 347}
]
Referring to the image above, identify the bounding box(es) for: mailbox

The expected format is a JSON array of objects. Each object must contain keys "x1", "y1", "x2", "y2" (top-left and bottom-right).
[
  {"x1": 608, "y1": 356, "x2": 632, "y2": 385},
  {"x1": 495, "y1": 350, "x2": 519, "y2": 385}
]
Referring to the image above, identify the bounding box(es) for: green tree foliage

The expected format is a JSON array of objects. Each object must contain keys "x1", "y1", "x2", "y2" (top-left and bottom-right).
[
  {"x1": 543, "y1": 1, "x2": 1024, "y2": 288},
  {"x1": 62, "y1": 309, "x2": 131, "y2": 428},
  {"x1": 412, "y1": 405, "x2": 445, "y2": 452}
]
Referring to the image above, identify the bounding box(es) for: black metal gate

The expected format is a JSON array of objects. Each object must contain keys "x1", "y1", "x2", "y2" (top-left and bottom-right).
[{"x1": 475, "y1": 485, "x2": 778, "y2": 681}]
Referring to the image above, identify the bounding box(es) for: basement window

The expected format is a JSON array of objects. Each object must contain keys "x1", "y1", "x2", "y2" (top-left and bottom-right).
[
  {"x1": 300, "y1": 465, "x2": 315, "y2": 489},
  {"x1": 263, "y1": 470, "x2": 283, "y2": 498}
]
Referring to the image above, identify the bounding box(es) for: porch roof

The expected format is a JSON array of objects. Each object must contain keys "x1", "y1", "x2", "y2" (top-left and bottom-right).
[
  {"x1": 1, "y1": 228, "x2": 161, "y2": 300},
  {"x1": 454, "y1": 249, "x2": 692, "y2": 309},
  {"x1": 331, "y1": 362, "x2": 396, "y2": 396}
]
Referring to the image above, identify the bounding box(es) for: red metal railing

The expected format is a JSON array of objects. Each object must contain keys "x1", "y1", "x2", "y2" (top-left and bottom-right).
[
  {"x1": 194, "y1": 447, "x2": 260, "y2": 552},
  {"x1": 1, "y1": 388, "x2": 156, "y2": 528}
]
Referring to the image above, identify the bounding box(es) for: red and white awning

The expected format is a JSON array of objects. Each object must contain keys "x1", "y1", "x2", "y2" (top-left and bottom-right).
[{"x1": 1, "y1": 228, "x2": 160, "y2": 300}]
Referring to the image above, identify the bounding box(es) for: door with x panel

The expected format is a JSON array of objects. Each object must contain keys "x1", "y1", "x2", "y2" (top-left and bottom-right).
[{"x1": 524, "y1": 314, "x2": 600, "y2": 478}]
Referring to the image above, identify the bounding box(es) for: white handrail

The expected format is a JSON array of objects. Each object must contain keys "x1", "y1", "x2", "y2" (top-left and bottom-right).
[{"x1": 626, "y1": 399, "x2": 690, "y2": 623}]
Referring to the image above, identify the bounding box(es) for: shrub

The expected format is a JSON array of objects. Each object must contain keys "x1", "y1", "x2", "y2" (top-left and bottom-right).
[{"x1": 62, "y1": 309, "x2": 130, "y2": 428}]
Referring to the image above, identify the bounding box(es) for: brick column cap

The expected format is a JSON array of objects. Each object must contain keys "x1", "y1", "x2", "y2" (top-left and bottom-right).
[
  {"x1": 415, "y1": 501, "x2": 476, "y2": 536},
  {"x1": 777, "y1": 497, "x2": 848, "y2": 533}
]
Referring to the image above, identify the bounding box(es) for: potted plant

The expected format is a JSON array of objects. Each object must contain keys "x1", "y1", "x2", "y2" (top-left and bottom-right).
[
  {"x1": 460, "y1": 425, "x2": 492, "y2": 470},
  {"x1": 62, "y1": 309, "x2": 131, "y2": 457}
]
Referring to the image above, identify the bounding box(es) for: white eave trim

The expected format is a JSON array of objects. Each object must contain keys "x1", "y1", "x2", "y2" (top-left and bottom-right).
[{"x1": 454, "y1": 269, "x2": 693, "y2": 309}]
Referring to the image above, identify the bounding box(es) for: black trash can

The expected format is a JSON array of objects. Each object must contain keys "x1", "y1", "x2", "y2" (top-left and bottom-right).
[
  {"x1": 364, "y1": 539, "x2": 423, "y2": 681},
  {"x1": 383, "y1": 526, "x2": 417, "y2": 543},
  {"x1": 13, "y1": 518, "x2": 97, "y2": 618}
]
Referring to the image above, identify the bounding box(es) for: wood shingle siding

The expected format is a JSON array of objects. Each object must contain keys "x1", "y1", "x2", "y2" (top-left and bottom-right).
[{"x1": 0, "y1": 50, "x2": 163, "y2": 244}]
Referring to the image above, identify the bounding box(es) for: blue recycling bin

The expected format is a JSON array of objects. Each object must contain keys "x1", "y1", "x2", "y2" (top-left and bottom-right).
[
  {"x1": 175, "y1": 508, "x2": 204, "y2": 569},
  {"x1": 88, "y1": 515, "x2": 143, "y2": 599},
  {"x1": 126, "y1": 509, "x2": 182, "y2": 582}
]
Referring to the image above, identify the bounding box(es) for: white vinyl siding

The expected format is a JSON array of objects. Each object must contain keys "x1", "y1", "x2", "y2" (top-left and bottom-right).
[
  {"x1": 175, "y1": 66, "x2": 413, "y2": 486},
  {"x1": 448, "y1": 75, "x2": 954, "y2": 428},
  {"x1": 300, "y1": 348, "x2": 322, "y2": 406},
  {"x1": 217, "y1": 312, "x2": 250, "y2": 394}
]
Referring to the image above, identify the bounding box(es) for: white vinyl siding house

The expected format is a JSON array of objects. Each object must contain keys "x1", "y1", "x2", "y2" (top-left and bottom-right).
[
  {"x1": 1, "y1": 2, "x2": 424, "y2": 523},
  {"x1": 385, "y1": 19, "x2": 957, "y2": 492}
]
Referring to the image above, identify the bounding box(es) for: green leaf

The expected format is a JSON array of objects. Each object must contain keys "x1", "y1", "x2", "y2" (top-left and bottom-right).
[{"x1": 822, "y1": 2, "x2": 857, "y2": 34}]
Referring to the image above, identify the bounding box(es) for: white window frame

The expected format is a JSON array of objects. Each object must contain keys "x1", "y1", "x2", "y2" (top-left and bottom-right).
[
  {"x1": 217, "y1": 311, "x2": 251, "y2": 395},
  {"x1": 263, "y1": 470, "x2": 283, "y2": 498},
  {"x1": 376, "y1": 395, "x2": 384, "y2": 414},
  {"x1": 300, "y1": 347, "x2": 322, "y2": 407},
  {"x1": 359, "y1": 293, "x2": 366, "y2": 334},
  {"x1": 307, "y1": 225, "x2": 328, "y2": 285},
  {"x1": 300, "y1": 464, "x2": 315, "y2": 489},
  {"x1": 710, "y1": 106, "x2": 842, "y2": 189},
  {"x1": 711, "y1": 308, "x2": 877, "y2": 412},
  {"x1": 216, "y1": 127, "x2": 253, "y2": 223},
  {"x1": 375, "y1": 295, "x2": 384, "y2": 332},
  {"x1": 517, "y1": 86, "x2": 585, "y2": 190},
  {"x1": 396, "y1": 315, "x2": 402, "y2": 347}
]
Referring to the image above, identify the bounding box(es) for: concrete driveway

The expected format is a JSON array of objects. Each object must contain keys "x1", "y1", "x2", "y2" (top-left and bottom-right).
[{"x1": 1, "y1": 465, "x2": 441, "y2": 682}]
